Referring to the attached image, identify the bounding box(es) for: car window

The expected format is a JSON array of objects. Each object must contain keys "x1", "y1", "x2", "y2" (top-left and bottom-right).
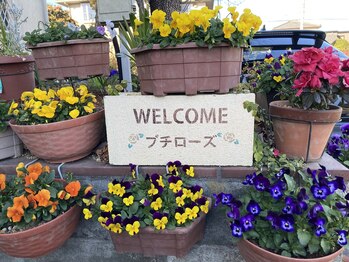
[
  {"x1": 250, "y1": 37, "x2": 292, "y2": 46},
  {"x1": 297, "y1": 38, "x2": 315, "y2": 45}
]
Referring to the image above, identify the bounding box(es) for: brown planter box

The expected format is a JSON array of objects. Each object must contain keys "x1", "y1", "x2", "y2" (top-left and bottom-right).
[
  {"x1": 110, "y1": 211, "x2": 208, "y2": 257},
  {"x1": 132, "y1": 43, "x2": 243, "y2": 96},
  {"x1": 0, "y1": 126, "x2": 23, "y2": 160},
  {"x1": 28, "y1": 39, "x2": 110, "y2": 80},
  {"x1": 0, "y1": 55, "x2": 35, "y2": 101},
  {"x1": 9, "y1": 110, "x2": 105, "y2": 163}
]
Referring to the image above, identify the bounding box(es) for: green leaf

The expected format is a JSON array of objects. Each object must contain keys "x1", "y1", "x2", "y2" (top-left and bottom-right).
[
  {"x1": 308, "y1": 242, "x2": 320, "y2": 254},
  {"x1": 284, "y1": 174, "x2": 296, "y2": 192},
  {"x1": 281, "y1": 250, "x2": 292, "y2": 257},
  {"x1": 121, "y1": 210, "x2": 128, "y2": 219},
  {"x1": 292, "y1": 244, "x2": 307, "y2": 257},
  {"x1": 320, "y1": 239, "x2": 331, "y2": 254},
  {"x1": 129, "y1": 202, "x2": 139, "y2": 215},
  {"x1": 273, "y1": 234, "x2": 283, "y2": 246},
  {"x1": 297, "y1": 229, "x2": 311, "y2": 246},
  {"x1": 280, "y1": 243, "x2": 290, "y2": 251}
]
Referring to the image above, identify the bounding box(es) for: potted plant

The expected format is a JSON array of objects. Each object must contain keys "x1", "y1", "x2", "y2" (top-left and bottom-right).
[
  {"x1": 214, "y1": 165, "x2": 348, "y2": 261},
  {"x1": 261, "y1": 47, "x2": 345, "y2": 162},
  {"x1": 9, "y1": 85, "x2": 104, "y2": 163},
  {"x1": 23, "y1": 22, "x2": 110, "y2": 80},
  {"x1": 0, "y1": 101, "x2": 22, "y2": 160},
  {"x1": 0, "y1": 161, "x2": 95, "y2": 258},
  {"x1": 327, "y1": 123, "x2": 349, "y2": 167},
  {"x1": 128, "y1": 6, "x2": 261, "y2": 96},
  {"x1": 0, "y1": 4, "x2": 35, "y2": 101},
  {"x1": 84, "y1": 161, "x2": 211, "y2": 257}
]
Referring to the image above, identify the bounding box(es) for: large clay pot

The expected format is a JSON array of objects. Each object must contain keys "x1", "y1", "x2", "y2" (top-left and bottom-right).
[
  {"x1": 269, "y1": 100, "x2": 342, "y2": 162},
  {"x1": 132, "y1": 43, "x2": 243, "y2": 96},
  {"x1": 0, "y1": 126, "x2": 22, "y2": 160},
  {"x1": 9, "y1": 110, "x2": 105, "y2": 163},
  {"x1": 0, "y1": 205, "x2": 81, "y2": 258},
  {"x1": 110, "y1": 207, "x2": 208, "y2": 257},
  {"x1": 28, "y1": 39, "x2": 110, "y2": 80},
  {"x1": 238, "y1": 239, "x2": 343, "y2": 262},
  {"x1": 0, "y1": 55, "x2": 35, "y2": 101}
]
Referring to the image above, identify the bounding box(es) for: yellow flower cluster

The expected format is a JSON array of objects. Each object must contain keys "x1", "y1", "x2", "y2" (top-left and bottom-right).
[
  {"x1": 147, "y1": 6, "x2": 261, "y2": 40},
  {"x1": 16, "y1": 85, "x2": 97, "y2": 124}
]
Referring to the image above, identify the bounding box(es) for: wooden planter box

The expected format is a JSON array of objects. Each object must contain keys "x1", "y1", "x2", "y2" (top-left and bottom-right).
[
  {"x1": 28, "y1": 39, "x2": 110, "y2": 80},
  {"x1": 132, "y1": 43, "x2": 243, "y2": 96},
  {"x1": 0, "y1": 126, "x2": 23, "y2": 160},
  {"x1": 110, "y1": 211, "x2": 207, "y2": 257}
]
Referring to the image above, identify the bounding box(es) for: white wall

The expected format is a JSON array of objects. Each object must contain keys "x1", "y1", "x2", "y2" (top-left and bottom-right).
[{"x1": 13, "y1": 0, "x2": 48, "y2": 35}]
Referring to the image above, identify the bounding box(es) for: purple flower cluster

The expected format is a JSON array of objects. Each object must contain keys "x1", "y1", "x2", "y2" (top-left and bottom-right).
[
  {"x1": 214, "y1": 165, "x2": 349, "y2": 249},
  {"x1": 327, "y1": 124, "x2": 349, "y2": 164}
]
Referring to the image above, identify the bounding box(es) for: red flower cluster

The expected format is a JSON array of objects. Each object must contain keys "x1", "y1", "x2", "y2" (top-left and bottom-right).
[
  {"x1": 290, "y1": 47, "x2": 343, "y2": 96},
  {"x1": 342, "y1": 59, "x2": 349, "y2": 88}
]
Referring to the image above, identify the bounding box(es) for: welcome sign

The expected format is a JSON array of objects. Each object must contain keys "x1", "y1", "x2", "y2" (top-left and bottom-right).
[{"x1": 105, "y1": 93, "x2": 255, "y2": 166}]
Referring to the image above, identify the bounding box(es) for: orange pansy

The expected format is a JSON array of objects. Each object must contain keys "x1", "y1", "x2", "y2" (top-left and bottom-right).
[
  {"x1": 7, "y1": 206, "x2": 24, "y2": 222},
  {"x1": 27, "y1": 162, "x2": 43, "y2": 176},
  {"x1": 43, "y1": 165, "x2": 50, "y2": 173},
  {"x1": 25, "y1": 187, "x2": 35, "y2": 194},
  {"x1": 25, "y1": 172, "x2": 40, "y2": 186},
  {"x1": 34, "y1": 189, "x2": 51, "y2": 207},
  {"x1": 27, "y1": 194, "x2": 38, "y2": 208},
  {"x1": 65, "y1": 181, "x2": 81, "y2": 197},
  {"x1": 57, "y1": 190, "x2": 66, "y2": 200},
  {"x1": 0, "y1": 174, "x2": 6, "y2": 190},
  {"x1": 84, "y1": 185, "x2": 93, "y2": 195},
  {"x1": 13, "y1": 195, "x2": 29, "y2": 209}
]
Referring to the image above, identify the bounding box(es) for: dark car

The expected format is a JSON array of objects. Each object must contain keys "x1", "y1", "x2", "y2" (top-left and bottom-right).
[{"x1": 244, "y1": 30, "x2": 348, "y2": 63}]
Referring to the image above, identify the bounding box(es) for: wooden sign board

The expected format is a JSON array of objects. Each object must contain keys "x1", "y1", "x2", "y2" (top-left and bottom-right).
[{"x1": 105, "y1": 93, "x2": 255, "y2": 166}]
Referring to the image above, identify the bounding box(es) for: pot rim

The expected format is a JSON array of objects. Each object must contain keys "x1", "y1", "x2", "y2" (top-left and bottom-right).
[
  {"x1": 239, "y1": 238, "x2": 344, "y2": 261},
  {"x1": 131, "y1": 42, "x2": 240, "y2": 54},
  {"x1": 9, "y1": 109, "x2": 104, "y2": 134},
  {"x1": 0, "y1": 205, "x2": 81, "y2": 239},
  {"x1": 27, "y1": 38, "x2": 111, "y2": 49},
  {"x1": 0, "y1": 55, "x2": 35, "y2": 64}
]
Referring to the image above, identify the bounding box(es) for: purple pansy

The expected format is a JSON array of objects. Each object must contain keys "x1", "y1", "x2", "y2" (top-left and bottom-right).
[
  {"x1": 312, "y1": 217, "x2": 327, "y2": 237},
  {"x1": 227, "y1": 206, "x2": 240, "y2": 220},
  {"x1": 240, "y1": 214, "x2": 255, "y2": 232},
  {"x1": 311, "y1": 184, "x2": 329, "y2": 200},
  {"x1": 341, "y1": 123, "x2": 349, "y2": 135},
  {"x1": 280, "y1": 214, "x2": 295, "y2": 232},
  {"x1": 283, "y1": 197, "x2": 296, "y2": 214},
  {"x1": 243, "y1": 172, "x2": 256, "y2": 185},
  {"x1": 253, "y1": 174, "x2": 270, "y2": 191},
  {"x1": 230, "y1": 221, "x2": 243, "y2": 238},
  {"x1": 246, "y1": 200, "x2": 261, "y2": 215},
  {"x1": 109, "y1": 69, "x2": 118, "y2": 77},
  {"x1": 266, "y1": 211, "x2": 280, "y2": 229},
  {"x1": 337, "y1": 230, "x2": 348, "y2": 246},
  {"x1": 270, "y1": 183, "x2": 283, "y2": 199},
  {"x1": 96, "y1": 25, "x2": 105, "y2": 35},
  {"x1": 308, "y1": 203, "x2": 324, "y2": 219},
  {"x1": 274, "y1": 62, "x2": 281, "y2": 70}
]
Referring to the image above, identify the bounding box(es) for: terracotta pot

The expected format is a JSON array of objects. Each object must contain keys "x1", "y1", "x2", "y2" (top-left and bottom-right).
[
  {"x1": 269, "y1": 100, "x2": 342, "y2": 162},
  {"x1": 238, "y1": 239, "x2": 343, "y2": 262},
  {"x1": 0, "y1": 126, "x2": 22, "y2": 160},
  {"x1": 110, "y1": 210, "x2": 208, "y2": 257},
  {"x1": 0, "y1": 205, "x2": 81, "y2": 258},
  {"x1": 132, "y1": 43, "x2": 243, "y2": 96},
  {"x1": 0, "y1": 55, "x2": 35, "y2": 101},
  {"x1": 28, "y1": 39, "x2": 110, "y2": 80},
  {"x1": 9, "y1": 110, "x2": 105, "y2": 163}
]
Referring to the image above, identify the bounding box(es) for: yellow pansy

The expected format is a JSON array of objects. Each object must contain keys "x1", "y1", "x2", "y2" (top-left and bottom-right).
[
  {"x1": 76, "y1": 84, "x2": 88, "y2": 96},
  {"x1": 83, "y1": 208, "x2": 92, "y2": 219},
  {"x1": 100, "y1": 200, "x2": 113, "y2": 212},
  {"x1": 65, "y1": 96, "x2": 79, "y2": 105},
  {"x1": 273, "y1": 75, "x2": 283, "y2": 83},
  {"x1": 125, "y1": 221, "x2": 140, "y2": 236},
  {"x1": 69, "y1": 109, "x2": 80, "y2": 119},
  {"x1": 21, "y1": 91, "x2": 34, "y2": 101},
  {"x1": 279, "y1": 56, "x2": 286, "y2": 65},
  {"x1": 189, "y1": 10, "x2": 201, "y2": 27},
  {"x1": 24, "y1": 99, "x2": 35, "y2": 110},
  {"x1": 175, "y1": 212, "x2": 187, "y2": 225},
  {"x1": 38, "y1": 105, "x2": 56, "y2": 118},
  {"x1": 16, "y1": 162, "x2": 25, "y2": 177},
  {"x1": 47, "y1": 89, "x2": 56, "y2": 99},
  {"x1": 7, "y1": 101, "x2": 18, "y2": 115},
  {"x1": 150, "y1": 9, "x2": 166, "y2": 30},
  {"x1": 199, "y1": 15, "x2": 211, "y2": 32},
  {"x1": 200, "y1": 200, "x2": 210, "y2": 214},
  {"x1": 148, "y1": 183, "x2": 158, "y2": 196},
  {"x1": 264, "y1": 56, "x2": 274, "y2": 64},
  {"x1": 185, "y1": 166, "x2": 195, "y2": 177},
  {"x1": 176, "y1": 196, "x2": 185, "y2": 207},
  {"x1": 169, "y1": 180, "x2": 183, "y2": 193},
  {"x1": 108, "y1": 183, "x2": 125, "y2": 197},
  {"x1": 170, "y1": 11, "x2": 180, "y2": 29},
  {"x1": 108, "y1": 223, "x2": 122, "y2": 233},
  {"x1": 150, "y1": 197, "x2": 162, "y2": 211},
  {"x1": 123, "y1": 195, "x2": 134, "y2": 206},
  {"x1": 154, "y1": 216, "x2": 168, "y2": 230},
  {"x1": 83, "y1": 195, "x2": 96, "y2": 206},
  {"x1": 33, "y1": 88, "x2": 49, "y2": 101},
  {"x1": 185, "y1": 206, "x2": 200, "y2": 220},
  {"x1": 156, "y1": 176, "x2": 164, "y2": 188},
  {"x1": 182, "y1": 188, "x2": 192, "y2": 198},
  {"x1": 159, "y1": 24, "x2": 171, "y2": 37},
  {"x1": 191, "y1": 189, "x2": 203, "y2": 201},
  {"x1": 31, "y1": 101, "x2": 42, "y2": 115},
  {"x1": 223, "y1": 18, "x2": 236, "y2": 39},
  {"x1": 57, "y1": 86, "x2": 74, "y2": 101},
  {"x1": 228, "y1": 6, "x2": 239, "y2": 22}
]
